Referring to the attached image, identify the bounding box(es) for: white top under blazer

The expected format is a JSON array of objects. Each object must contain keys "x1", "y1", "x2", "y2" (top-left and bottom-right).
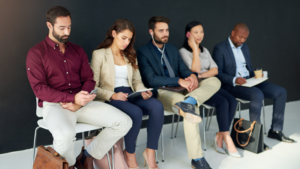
[{"x1": 114, "y1": 64, "x2": 130, "y2": 88}]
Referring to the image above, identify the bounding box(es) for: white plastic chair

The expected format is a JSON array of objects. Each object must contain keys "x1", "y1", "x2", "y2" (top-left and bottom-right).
[
  {"x1": 32, "y1": 98, "x2": 114, "y2": 169},
  {"x1": 236, "y1": 98, "x2": 267, "y2": 134}
]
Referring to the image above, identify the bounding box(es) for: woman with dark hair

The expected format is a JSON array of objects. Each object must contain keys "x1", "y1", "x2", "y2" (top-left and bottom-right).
[
  {"x1": 90, "y1": 19, "x2": 163, "y2": 169},
  {"x1": 179, "y1": 21, "x2": 241, "y2": 158}
]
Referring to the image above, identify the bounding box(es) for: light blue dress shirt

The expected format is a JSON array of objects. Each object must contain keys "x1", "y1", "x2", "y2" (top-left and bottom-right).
[{"x1": 228, "y1": 37, "x2": 250, "y2": 86}]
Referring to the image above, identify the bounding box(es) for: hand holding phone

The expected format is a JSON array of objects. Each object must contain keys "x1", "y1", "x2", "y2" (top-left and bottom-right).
[
  {"x1": 90, "y1": 89, "x2": 98, "y2": 95},
  {"x1": 186, "y1": 31, "x2": 191, "y2": 38},
  {"x1": 187, "y1": 32, "x2": 198, "y2": 51}
]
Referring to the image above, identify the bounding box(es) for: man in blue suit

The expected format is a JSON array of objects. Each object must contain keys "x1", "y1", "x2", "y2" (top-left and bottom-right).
[
  {"x1": 137, "y1": 16, "x2": 221, "y2": 169},
  {"x1": 212, "y1": 23, "x2": 295, "y2": 148}
]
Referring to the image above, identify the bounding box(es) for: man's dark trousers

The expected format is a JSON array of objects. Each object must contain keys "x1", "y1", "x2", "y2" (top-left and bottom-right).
[{"x1": 229, "y1": 81, "x2": 287, "y2": 131}]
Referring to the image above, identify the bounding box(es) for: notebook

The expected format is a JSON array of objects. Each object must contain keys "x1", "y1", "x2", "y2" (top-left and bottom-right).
[{"x1": 236, "y1": 77, "x2": 268, "y2": 87}]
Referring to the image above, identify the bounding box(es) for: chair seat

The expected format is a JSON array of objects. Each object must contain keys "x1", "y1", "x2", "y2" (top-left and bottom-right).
[
  {"x1": 164, "y1": 110, "x2": 175, "y2": 116},
  {"x1": 142, "y1": 115, "x2": 149, "y2": 120},
  {"x1": 37, "y1": 119, "x2": 103, "y2": 133},
  {"x1": 236, "y1": 98, "x2": 250, "y2": 104},
  {"x1": 202, "y1": 104, "x2": 214, "y2": 109}
]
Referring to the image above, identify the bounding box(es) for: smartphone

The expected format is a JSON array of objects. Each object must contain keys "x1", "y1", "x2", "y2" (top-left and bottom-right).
[
  {"x1": 90, "y1": 89, "x2": 98, "y2": 95},
  {"x1": 186, "y1": 31, "x2": 191, "y2": 38}
]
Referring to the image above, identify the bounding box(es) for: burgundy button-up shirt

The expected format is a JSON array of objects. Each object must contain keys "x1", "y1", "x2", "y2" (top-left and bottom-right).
[{"x1": 26, "y1": 36, "x2": 96, "y2": 107}]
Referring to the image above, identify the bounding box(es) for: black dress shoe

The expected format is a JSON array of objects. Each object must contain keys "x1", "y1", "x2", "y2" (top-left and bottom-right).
[
  {"x1": 172, "y1": 102, "x2": 202, "y2": 123},
  {"x1": 191, "y1": 158, "x2": 212, "y2": 169},
  {"x1": 267, "y1": 129, "x2": 296, "y2": 143},
  {"x1": 264, "y1": 143, "x2": 269, "y2": 151}
]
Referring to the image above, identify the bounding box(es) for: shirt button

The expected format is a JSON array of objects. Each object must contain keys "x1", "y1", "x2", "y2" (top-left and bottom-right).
[
  {"x1": 54, "y1": 47, "x2": 55, "y2": 49},
  {"x1": 66, "y1": 72, "x2": 68, "y2": 74},
  {"x1": 28, "y1": 68, "x2": 30, "y2": 70},
  {"x1": 70, "y1": 91, "x2": 72, "y2": 93},
  {"x1": 69, "y1": 83, "x2": 71, "y2": 86},
  {"x1": 64, "y1": 60, "x2": 66, "y2": 62}
]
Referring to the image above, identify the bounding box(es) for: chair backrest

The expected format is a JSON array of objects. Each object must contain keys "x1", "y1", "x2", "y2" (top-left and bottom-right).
[{"x1": 36, "y1": 97, "x2": 43, "y2": 117}]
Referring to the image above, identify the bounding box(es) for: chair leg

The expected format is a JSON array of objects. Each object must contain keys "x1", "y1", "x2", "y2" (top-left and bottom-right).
[
  {"x1": 174, "y1": 115, "x2": 180, "y2": 138},
  {"x1": 238, "y1": 102, "x2": 242, "y2": 119},
  {"x1": 111, "y1": 147, "x2": 114, "y2": 169},
  {"x1": 161, "y1": 127, "x2": 164, "y2": 162},
  {"x1": 33, "y1": 126, "x2": 40, "y2": 164},
  {"x1": 107, "y1": 151, "x2": 112, "y2": 169},
  {"x1": 262, "y1": 100, "x2": 267, "y2": 134},
  {"x1": 171, "y1": 114, "x2": 174, "y2": 139},
  {"x1": 206, "y1": 108, "x2": 214, "y2": 131},
  {"x1": 202, "y1": 107, "x2": 206, "y2": 151},
  {"x1": 82, "y1": 132, "x2": 85, "y2": 147},
  {"x1": 155, "y1": 150, "x2": 158, "y2": 164}
]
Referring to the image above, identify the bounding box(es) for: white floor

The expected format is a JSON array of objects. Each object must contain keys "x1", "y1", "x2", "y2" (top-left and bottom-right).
[{"x1": 1, "y1": 101, "x2": 300, "y2": 169}]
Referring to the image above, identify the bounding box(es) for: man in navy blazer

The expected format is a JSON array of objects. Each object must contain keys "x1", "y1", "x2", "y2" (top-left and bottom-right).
[
  {"x1": 137, "y1": 16, "x2": 221, "y2": 169},
  {"x1": 212, "y1": 23, "x2": 295, "y2": 146}
]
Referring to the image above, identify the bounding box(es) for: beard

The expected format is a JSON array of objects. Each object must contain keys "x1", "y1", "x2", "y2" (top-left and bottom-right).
[
  {"x1": 153, "y1": 33, "x2": 168, "y2": 44},
  {"x1": 52, "y1": 29, "x2": 69, "y2": 43}
]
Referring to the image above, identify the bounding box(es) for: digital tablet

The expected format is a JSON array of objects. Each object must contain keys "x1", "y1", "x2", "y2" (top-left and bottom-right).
[{"x1": 127, "y1": 88, "x2": 153, "y2": 99}]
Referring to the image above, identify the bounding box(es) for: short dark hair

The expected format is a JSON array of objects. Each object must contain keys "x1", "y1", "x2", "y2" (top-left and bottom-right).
[
  {"x1": 46, "y1": 6, "x2": 71, "y2": 25},
  {"x1": 148, "y1": 16, "x2": 170, "y2": 30}
]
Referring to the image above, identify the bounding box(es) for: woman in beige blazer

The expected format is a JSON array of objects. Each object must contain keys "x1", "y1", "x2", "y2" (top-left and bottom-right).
[{"x1": 90, "y1": 19, "x2": 163, "y2": 169}]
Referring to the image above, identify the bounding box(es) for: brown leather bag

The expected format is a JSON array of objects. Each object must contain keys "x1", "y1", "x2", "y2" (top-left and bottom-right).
[{"x1": 33, "y1": 145, "x2": 69, "y2": 169}]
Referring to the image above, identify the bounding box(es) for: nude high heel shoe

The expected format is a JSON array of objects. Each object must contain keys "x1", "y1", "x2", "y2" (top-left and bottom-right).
[
  {"x1": 212, "y1": 133, "x2": 226, "y2": 154},
  {"x1": 223, "y1": 142, "x2": 241, "y2": 158},
  {"x1": 123, "y1": 150, "x2": 140, "y2": 169},
  {"x1": 143, "y1": 150, "x2": 159, "y2": 169}
]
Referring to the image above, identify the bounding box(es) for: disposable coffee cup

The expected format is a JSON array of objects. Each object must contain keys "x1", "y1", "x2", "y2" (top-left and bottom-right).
[
  {"x1": 254, "y1": 68, "x2": 263, "y2": 78},
  {"x1": 263, "y1": 71, "x2": 268, "y2": 78}
]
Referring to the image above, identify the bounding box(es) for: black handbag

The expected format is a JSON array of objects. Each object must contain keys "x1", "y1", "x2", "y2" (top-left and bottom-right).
[{"x1": 230, "y1": 118, "x2": 264, "y2": 154}]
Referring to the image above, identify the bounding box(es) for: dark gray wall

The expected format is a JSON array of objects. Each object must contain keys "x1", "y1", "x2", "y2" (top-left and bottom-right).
[{"x1": 0, "y1": 0, "x2": 299, "y2": 154}]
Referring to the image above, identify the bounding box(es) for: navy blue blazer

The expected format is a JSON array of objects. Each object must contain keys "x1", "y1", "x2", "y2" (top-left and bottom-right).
[
  {"x1": 212, "y1": 39, "x2": 255, "y2": 91},
  {"x1": 137, "y1": 40, "x2": 193, "y2": 97}
]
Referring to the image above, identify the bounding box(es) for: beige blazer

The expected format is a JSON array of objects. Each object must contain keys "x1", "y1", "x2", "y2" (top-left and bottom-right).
[{"x1": 90, "y1": 47, "x2": 147, "y2": 102}]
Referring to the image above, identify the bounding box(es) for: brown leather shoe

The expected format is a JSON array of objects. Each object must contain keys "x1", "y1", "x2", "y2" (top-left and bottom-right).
[
  {"x1": 69, "y1": 165, "x2": 75, "y2": 169},
  {"x1": 75, "y1": 146, "x2": 94, "y2": 169}
]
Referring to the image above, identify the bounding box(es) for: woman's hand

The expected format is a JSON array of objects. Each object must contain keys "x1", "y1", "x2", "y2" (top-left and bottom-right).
[
  {"x1": 111, "y1": 92, "x2": 128, "y2": 101},
  {"x1": 141, "y1": 90, "x2": 152, "y2": 100},
  {"x1": 188, "y1": 34, "x2": 198, "y2": 51}
]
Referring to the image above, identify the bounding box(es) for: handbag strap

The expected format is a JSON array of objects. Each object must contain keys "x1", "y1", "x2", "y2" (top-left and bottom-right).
[{"x1": 234, "y1": 118, "x2": 257, "y2": 147}]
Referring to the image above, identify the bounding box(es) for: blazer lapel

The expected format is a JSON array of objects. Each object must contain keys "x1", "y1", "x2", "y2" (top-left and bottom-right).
[
  {"x1": 225, "y1": 40, "x2": 237, "y2": 74},
  {"x1": 105, "y1": 48, "x2": 115, "y2": 88},
  {"x1": 147, "y1": 42, "x2": 165, "y2": 76},
  {"x1": 241, "y1": 46, "x2": 253, "y2": 73}
]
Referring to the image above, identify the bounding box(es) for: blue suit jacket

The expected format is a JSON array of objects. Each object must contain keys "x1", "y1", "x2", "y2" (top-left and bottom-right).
[
  {"x1": 137, "y1": 40, "x2": 193, "y2": 97},
  {"x1": 212, "y1": 39, "x2": 255, "y2": 91}
]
